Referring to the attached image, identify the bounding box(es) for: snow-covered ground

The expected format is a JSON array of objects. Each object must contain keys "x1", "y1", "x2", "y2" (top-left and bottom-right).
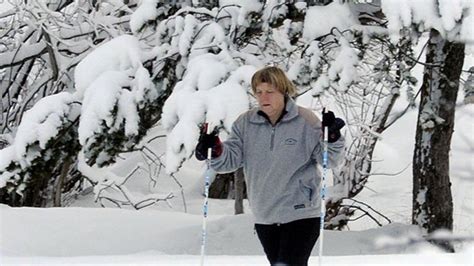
[
  {"x1": 1, "y1": 206, "x2": 473, "y2": 265},
  {"x1": 1, "y1": 205, "x2": 473, "y2": 265}
]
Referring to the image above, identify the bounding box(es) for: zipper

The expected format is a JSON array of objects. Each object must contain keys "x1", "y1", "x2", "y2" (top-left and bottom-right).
[{"x1": 270, "y1": 127, "x2": 275, "y2": 151}]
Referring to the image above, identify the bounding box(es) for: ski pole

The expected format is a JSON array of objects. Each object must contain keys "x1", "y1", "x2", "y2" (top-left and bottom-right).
[
  {"x1": 200, "y1": 123, "x2": 212, "y2": 266},
  {"x1": 319, "y1": 108, "x2": 329, "y2": 266}
]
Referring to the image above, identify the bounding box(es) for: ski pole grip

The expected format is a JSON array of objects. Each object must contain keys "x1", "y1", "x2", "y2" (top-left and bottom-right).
[
  {"x1": 322, "y1": 108, "x2": 329, "y2": 142},
  {"x1": 204, "y1": 122, "x2": 212, "y2": 159}
]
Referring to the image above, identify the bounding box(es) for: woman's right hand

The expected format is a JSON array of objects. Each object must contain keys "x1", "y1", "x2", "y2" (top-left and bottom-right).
[{"x1": 195, "y1": 124, "x2": 223, "y2": 161}]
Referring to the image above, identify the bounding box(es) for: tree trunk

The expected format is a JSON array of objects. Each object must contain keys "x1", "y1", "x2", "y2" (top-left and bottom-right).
[
  {"x1": 209, "y1": 173, "x2": 233, "y2": 199},
  {"x1": 208, "y1": 168, "x2": 247, "y2": 215},
  {"x1": 412, "y1": 29, "x2": 464, "y2": 252},
  {"x1": 54, "y1": 157, "x2": 72, "y2": 207}
]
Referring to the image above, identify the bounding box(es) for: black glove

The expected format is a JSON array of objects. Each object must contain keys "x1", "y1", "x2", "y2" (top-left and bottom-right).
[
  {"x1": 195, "y1": 124, "x2": 223, "y2": 161},
  {"x1": 322, "y1": 109, "x2": 345, "y2": 143}
]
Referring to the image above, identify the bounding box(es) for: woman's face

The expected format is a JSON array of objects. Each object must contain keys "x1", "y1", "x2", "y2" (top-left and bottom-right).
[{"x1": 255, "y1": 82, "x2": 285, "y2": 123}]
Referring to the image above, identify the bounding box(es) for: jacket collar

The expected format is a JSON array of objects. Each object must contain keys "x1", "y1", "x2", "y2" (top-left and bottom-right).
[{"x1": 249, "y1": 97, "x2": 299, "y2": 124}]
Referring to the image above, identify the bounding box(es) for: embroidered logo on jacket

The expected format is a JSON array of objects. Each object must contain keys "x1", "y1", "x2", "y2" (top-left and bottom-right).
[
  {"x1": 294, "y1": 204, "x2": 306, "y2": 210},
  {"x1": 284, "y1": 138, "x2": 297, "y2": 145}
]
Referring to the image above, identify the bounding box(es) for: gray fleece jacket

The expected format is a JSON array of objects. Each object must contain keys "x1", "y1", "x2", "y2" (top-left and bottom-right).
[{"x1": 211, "y1": 99, "x2": 345, "y2": 224}]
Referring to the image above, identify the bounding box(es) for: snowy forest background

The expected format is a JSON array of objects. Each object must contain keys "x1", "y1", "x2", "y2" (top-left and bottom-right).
[{"x1": 0, "y1": 0, "x2": 473, "y2": 265}]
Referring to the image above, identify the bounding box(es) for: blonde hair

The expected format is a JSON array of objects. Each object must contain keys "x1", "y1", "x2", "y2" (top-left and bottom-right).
[{"x1": 251, "y1": 66, "x2": 297, "y2": 97}]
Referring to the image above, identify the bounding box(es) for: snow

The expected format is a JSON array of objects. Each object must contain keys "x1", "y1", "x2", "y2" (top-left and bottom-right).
[
  {"x1": 262, "y1": 0, "x2": 288, "y2": 27},
  {"x1": 450, "y1": 105, "x2": 474, "y2": 235},
  {"x1": 0, "y1": 42, "x2": 47, "y2": 68},
  {"x1": 74, "y1": 35, "x2": 143, "y2": 99},
  {"x1": 130, "y1": 0, "x2": 160, "y2": 34},
  {"x1": 133, "y1": 66, "x2": 158, "y2": 106},
  {"x1": 303, "y1": 2, "x2": 358, "y2": 41},
  {"x1": 180, "y1": 15, "x2": 199, "y2": 57},
  {"x1": 77, "y1": 151, "x2": 121, "y2": 184},
  {"x1": 272, "y1": 19, "x2": 297, "y2": 52},
  {"x1": 1, "y1": 253, "x2": 472, "y2": 265},
  {"x1": 327, "y1": 37, "x2": 359, "y2": 91},
  {"x1": 380, "y1": 0, "x2": 473, "y2": 45},
  {"x1": 0, "y1": 206, "x2": 472, "y2": 265},
  {"x1": 161, "y1": 54, "x2": 254, "y2": 173},
  {"x1": 0, "y1": 146, "x2": 15, "y2": 187},
  {"x1": 185, "y1": 54, "x2": 230, "y2": 91},
  {"x1": 78, "y1": 71, "x2": 131, "y2": 145},
  {"x1": 438, "y1": 0, "x2": 464, "y2": 32},
  {"x1": 14, "y1": 92, "x2": 74, "y2": 155},
  {"x1": 0, "y1": 92, "x2": 76, "y2": 176},
  {"x1": 219, "y1": 0, "x2": 263, "y2": 26},
  {"x1": 192, "y1": 22, "x2": 226, "y2": 54},
  {"x1": 74, "y1": 34, "x2": 157, "y2": 164}
]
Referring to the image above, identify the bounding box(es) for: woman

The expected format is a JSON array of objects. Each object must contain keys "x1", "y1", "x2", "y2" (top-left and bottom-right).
[{"x1": 195, "y1": 66, "x2": 345, "y2": 265}]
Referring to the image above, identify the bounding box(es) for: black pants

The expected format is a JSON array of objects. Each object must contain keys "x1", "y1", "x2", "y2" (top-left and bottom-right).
[{"x1": 255, "y1": 217, "x2": 321, "y2": 266}]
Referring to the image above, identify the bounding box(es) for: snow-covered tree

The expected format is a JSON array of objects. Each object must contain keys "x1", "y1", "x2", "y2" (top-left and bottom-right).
[
  {"x1": 158, "y1": 0, "x2": 420, "y2": 229},
  {"x1": 0, "y1": 0, "x2": 302, "y2": 207},
  {"x1": 0, "y1": 0, "x2": 411, "y2": 216},
  {"x1": 0, "y1": 0, "x2": 133, "y2": 145},
  {"x1": 413, "y1": 29, "x2": 464, "y2": 252},
  {"x1": 378, "y1": 0, "x2": 472, "y2": 251},
  {"x1": 0, "y1": 0, "x2": 136, "y2": 206}
]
